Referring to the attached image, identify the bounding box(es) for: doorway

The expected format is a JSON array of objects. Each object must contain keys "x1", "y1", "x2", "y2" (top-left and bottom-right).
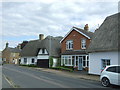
[{"x1": 78, "y1": 57, "x2": 83, "y2": 70}]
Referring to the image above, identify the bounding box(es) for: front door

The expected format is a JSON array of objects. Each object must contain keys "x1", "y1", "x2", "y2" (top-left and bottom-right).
[{"x1": 78, "y1": 57, "x2": 83, "y2": 70}]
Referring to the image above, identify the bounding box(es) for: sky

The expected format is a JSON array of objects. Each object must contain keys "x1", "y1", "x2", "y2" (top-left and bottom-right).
[{"x1": 0, "y1": 0, "x2": 119, "y2": 51}]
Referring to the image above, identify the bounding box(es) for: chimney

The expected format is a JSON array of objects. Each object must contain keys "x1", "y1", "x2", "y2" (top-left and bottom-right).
[
  {"x1": 17, "y1": 44, "x2": 21, "y2": 49},
  {"x1": 6, "y1": 42, "x2": 9, "y2": 48},
  {"x1": 84, "y1": 24, "x2": 89, "y2": 31},
  {"x1": 39, "y1": 34, "x2": 44, "y2": 40}
]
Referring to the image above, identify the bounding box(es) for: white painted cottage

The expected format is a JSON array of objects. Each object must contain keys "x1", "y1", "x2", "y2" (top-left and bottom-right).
[
  {"x1": 87, "y1": 13, "x2": 120, "y2": 75},
  {"x1": 20, "y1": 34, "x2": 62, "y2": 68}
]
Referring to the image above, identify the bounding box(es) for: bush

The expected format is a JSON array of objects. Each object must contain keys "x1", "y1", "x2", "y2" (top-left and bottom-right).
[
  {"x1": 28, "y1": 64, "x2": 37, "y2": 67},
  {"x1": 19, "y1": 64, "x2": 37, "y2": 67},
  {"x1": 50, "y1": 66, "x2": 73, "y2": 72},
  {"x1": 57, "y1": 58, "x2": 61, "y2": 67},
  {"x1": 49, "y1": 56, "x2": 53, "y2": 67}
]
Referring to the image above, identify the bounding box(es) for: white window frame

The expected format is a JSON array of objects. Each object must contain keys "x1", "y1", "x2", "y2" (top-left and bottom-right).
[
  {"x1": 101, "y1": 59, "x2": 110, "y2": 69},
  {"x1": 66, "y1": 40, "x2": 73, "y2": 50},
  {"x1": 81, "y1": 38, "x2": 86, "y2": 49},
  {"x1": 62, "y1": 55, "x2": 73, "y2": 66},
  {"x1": 24, "y1": 58, "x2": 27, "y2": 64},
  {"x1": 31, "y1": 58, "x2": 35, "y2": 63}
]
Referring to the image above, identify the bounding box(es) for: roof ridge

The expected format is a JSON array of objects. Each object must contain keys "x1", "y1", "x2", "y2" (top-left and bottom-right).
[{"x1": 73, "y1": 26, "x2": 94, "y2": 33}]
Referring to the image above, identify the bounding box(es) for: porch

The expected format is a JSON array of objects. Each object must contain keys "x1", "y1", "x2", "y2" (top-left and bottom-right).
[{"x1": 61, "y1": 55, "x2": 89, "y2": 71}]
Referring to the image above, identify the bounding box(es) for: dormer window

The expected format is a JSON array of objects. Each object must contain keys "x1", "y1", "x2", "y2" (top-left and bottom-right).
[
  {"x1": 38, "y1": 48, "x2": 48, "y2": 55},
  {"x1": 66, "y1": 40, "x2": 73, "y2": 50},
  {"x1": 42, "y1": 48, "x2": 45, "y2": 54},
  {"x1": 81, "y1": 38, "x2": 86, "y2": 49}
]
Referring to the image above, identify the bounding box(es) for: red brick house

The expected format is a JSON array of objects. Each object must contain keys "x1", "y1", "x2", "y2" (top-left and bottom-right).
[{"x1": 60, "y1": 24, "x2": 94, "y2": 71}]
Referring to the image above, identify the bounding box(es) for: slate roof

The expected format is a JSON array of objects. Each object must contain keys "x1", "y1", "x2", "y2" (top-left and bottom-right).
[
  {"x1": 73, "y1": 27, "x2": 94, "y2": 38},
  {"x1": 7, "y1": 47, "x2": 21, "y2": 53},
  {"x1": 20, "y1": 36, "x2": 63, "y2": 57},
  {"x1": 87, "y1": 13, "x2": 120, "y2": 52},
  {"x1": 60, "y1": 26, "x2": 94, "y2": 43}
]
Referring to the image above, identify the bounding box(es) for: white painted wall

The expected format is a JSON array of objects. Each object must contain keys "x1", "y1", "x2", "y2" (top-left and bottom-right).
[
  {"x1": 52, "y1": 58, "x2": 58, "y2": 67},
  {"x1": 37, "y1": 49, "x2": 49, "y2": 59},
  {"x1": 0, "y1": 66, "x2": 2, "y2": 89},
  {"x1": 37, "y1": 55, "x2": 49, "y2": 59},
  {"x1": 89, "y1": 51, "x2": 119, "y2": 75},
  {"x1": 20, "y1": 57, "x2": 37, "y2": 65},
  {"x1": 0, "y1": 58, "x2": 2, "y2": 65},
  {"x1": 14, "y1": 59, "x2": 18, "y2": 64}
]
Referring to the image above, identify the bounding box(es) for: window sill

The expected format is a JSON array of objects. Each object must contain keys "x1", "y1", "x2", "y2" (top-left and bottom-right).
[
  {"x1": 81, "y1": 48, "x2": 86, "y2": 49},
  {"x1": 65, "y1": 64, "x2": 73, "y2": 66},
  {"x1": 66, "y1": 49, "x2": 73, "y2": 50}
]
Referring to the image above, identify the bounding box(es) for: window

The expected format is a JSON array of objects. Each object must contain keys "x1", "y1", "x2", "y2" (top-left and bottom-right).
[
  {"x1": 65, "y1": 56, "x2": 67, "y2": 64},
  {"x1": 31, "y1": 58, "x2": 35, "y2": 63},
  {"x1": 81, "y1": 38, "x2": 86, "y2": 49},
  {"x1": 101, "y1": 59, "x2": 110, "y2": 69},
  {"x1": 116, "y1": 66, "x2": 120, "y2": 73},
  {"x1": 107, "y1": 66, "x2": 120, "y2": 73},
  {"x1": 72, "y1": 56, "x2": 75, "y2": 65},
  {"x1": 62, "y1": 56, "x2": 72, "y2": 66},
  {"x1": 66, "y1": 40, "x2": 73, "y2": 50},
  {"x1": 68, "y1": 56, "x2": 71, "y2": 65},
  {"x1": 83, "y1": 56, "x2": 86, "y2": 67},
  {"x1": 86, "y1": 56, "x2": 89, "y2": 67},
  {"x1": 24, "y1": 58, "x2": 27, "y2": 64},
  {"x1": 61, "y1": 57, "x2": 64, "y2": 66},
  {"x1": 106, "y1": 66, "x2": 116, "y2": 73}
]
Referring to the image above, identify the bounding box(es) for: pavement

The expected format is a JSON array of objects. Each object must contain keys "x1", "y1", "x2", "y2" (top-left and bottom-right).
[{"x1": 33, "y1": 67, "x2": 100, "y2": 81}]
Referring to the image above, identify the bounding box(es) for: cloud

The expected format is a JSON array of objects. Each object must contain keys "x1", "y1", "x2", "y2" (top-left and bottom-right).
[{"x1": 1, "y1": 1, "x2": 118, "y2": 50}]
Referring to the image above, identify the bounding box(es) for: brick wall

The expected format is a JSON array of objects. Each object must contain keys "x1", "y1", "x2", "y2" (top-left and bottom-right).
[{"x1": 61, "y1": 30, "x2": 91, "y2": 53}]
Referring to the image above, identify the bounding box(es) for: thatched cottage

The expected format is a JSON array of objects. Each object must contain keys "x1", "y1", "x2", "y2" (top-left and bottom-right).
[
  {"x1": 20, "y1": 34, "x2": 62, "y2": 68},
  {"x1": 87, "y1": 13, "x2": 120, "y2": 75}
]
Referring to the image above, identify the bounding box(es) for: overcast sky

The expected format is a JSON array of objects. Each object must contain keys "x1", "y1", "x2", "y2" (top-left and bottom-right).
[{"x1": 1, "y1": 0, "x2": 119, "y2": 50}]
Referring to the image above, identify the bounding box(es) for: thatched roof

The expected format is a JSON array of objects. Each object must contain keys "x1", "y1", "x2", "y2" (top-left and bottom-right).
[
  {"x1": 87, "y1": 13, "x2": 120, "y2": 52},
  {"x1": 20, "y1": 36, "x2": 63, "y2": 57}
]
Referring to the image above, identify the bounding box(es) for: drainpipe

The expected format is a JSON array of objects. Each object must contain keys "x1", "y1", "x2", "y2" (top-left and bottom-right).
[{"x1": 49, "y1": 36, "x2": 52, "y2": 67}]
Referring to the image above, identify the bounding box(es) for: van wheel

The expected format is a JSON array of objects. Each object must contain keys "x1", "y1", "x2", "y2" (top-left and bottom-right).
[{"x1": 101, "y1": 77, "x2": 110, "y2": 87}]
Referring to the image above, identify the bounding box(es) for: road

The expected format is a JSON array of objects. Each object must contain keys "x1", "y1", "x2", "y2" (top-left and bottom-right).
[{"x1": 2, "y1": 64, "x2": 110, "y2": 88}]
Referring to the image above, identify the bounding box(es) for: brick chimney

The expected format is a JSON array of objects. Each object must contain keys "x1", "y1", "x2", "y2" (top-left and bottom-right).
[
  {"x1": 17, "y1": 44, "x2": 21, "y2": 49},
  {"x1": 6, "y1": 42, "x2": 9, "y2": 48},
  {"x1": 84, "y1": 24, "x2": 89, "y2": 31},
  {"x1": 39, "y1": 34, "x2": 44, "y2": 40}
]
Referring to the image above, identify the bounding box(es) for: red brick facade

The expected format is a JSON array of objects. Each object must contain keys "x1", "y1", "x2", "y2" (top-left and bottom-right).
[{"x1": 61, "y1": 30, "x2": 91, "y2": 53}]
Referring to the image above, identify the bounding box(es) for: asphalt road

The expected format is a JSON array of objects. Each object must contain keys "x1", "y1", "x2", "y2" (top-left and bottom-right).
[{"x1": 2, "y1": 64, "x2": 111, "y2": 88}]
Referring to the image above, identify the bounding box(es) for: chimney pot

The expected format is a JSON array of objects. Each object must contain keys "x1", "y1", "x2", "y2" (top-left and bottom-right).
[
  {"x1": 6, "y1": 42, "x2": 9, "y2": 48},
  {"x1": 39, "y1": 34, "x2": 44, "y2": 40},
  {"x1": 84, "y1": 24, "x2": 89, "y2": 31}
]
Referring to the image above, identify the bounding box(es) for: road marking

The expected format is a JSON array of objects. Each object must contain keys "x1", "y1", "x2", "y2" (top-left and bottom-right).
[
  {"x1": 3, "y1": 74, "x2": 20, "y2": 88},
  {"x1": 3, "y1": 74, "x2": 14, "y2": 88},
  {"x1": 3, "y1": 67, "x2": 70, "y2": 88}
]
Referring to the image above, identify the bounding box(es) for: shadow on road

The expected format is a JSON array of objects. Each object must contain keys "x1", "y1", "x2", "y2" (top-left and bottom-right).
[{"x1": 110, "y1": 85, "x2": 120, "y2": 89}]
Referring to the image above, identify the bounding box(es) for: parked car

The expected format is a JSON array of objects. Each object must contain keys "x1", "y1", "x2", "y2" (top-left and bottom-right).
[{"x1": 100, "y1": 65, "x2": 120, "y2": 87}]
